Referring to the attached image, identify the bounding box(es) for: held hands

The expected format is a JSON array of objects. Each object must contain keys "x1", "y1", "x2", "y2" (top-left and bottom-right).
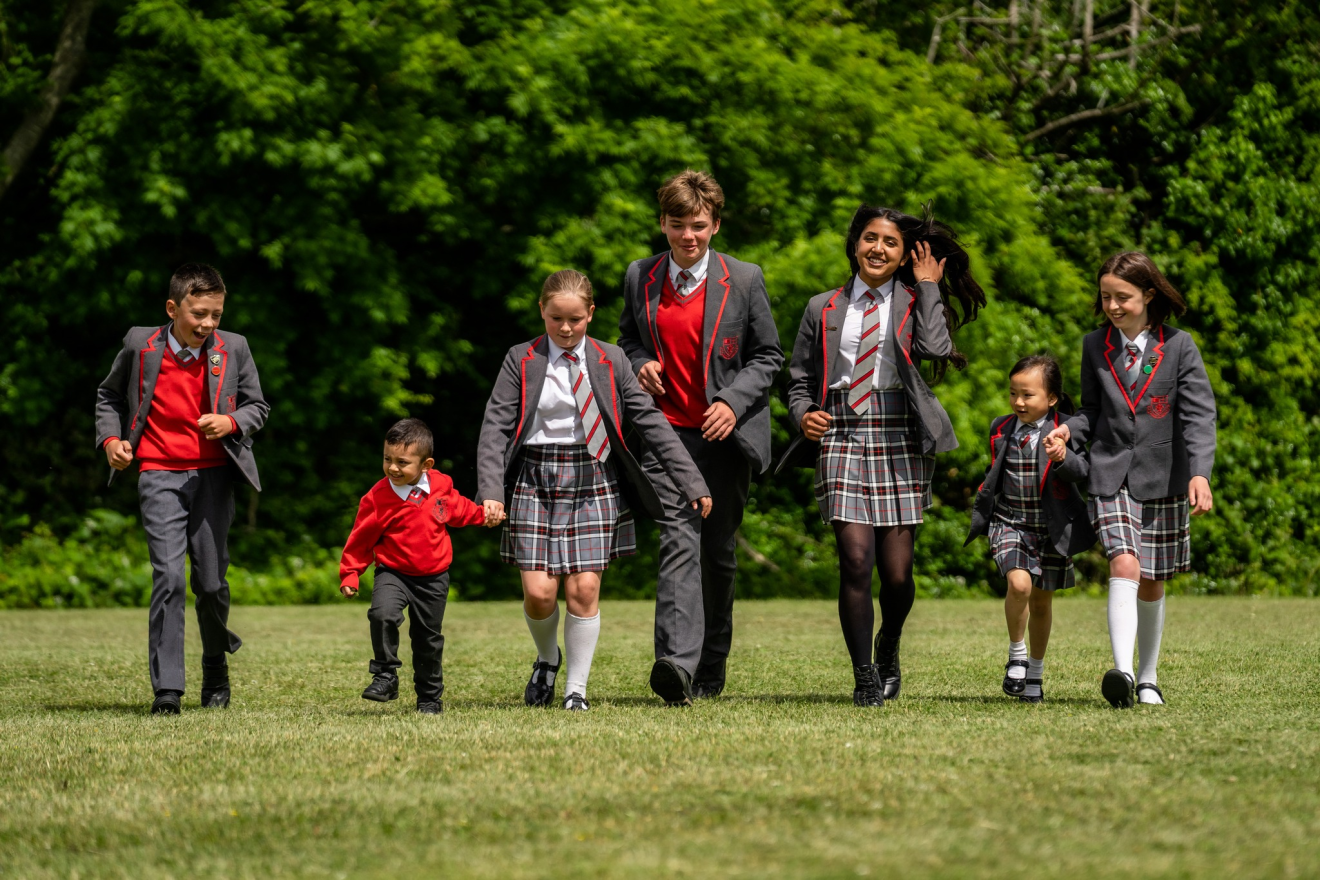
[
  {"x1": 483, "y1": 500, "x2": 507, "y2": 528},
  {"x1": 1189, "y1": 476, "x2": 1213, "y2": 516},
  {"x1": 105, "y1": 439, "x2": 134, "y2": 470},
  {"x1": 638, "y1": 360, "x2": 666, "y2": 396},
  {"x1": 1042, "y1": 424, "x2": 1071, "y2": 461},
  {"x1": 690, "y1": 496, "x2": 713, "y2": 519},
  {"x1": 198, "y1": 414, "x2": 233, "y2": 440},
  {"x1": 702, "y1": 401, "x2": 737, "y2": 441},
  {"x1": 911, "y1": 241, "x2": 947, "y2": 284},
  {"x1": 800, "y1": 410, "x2": 833, "y2": 442}
]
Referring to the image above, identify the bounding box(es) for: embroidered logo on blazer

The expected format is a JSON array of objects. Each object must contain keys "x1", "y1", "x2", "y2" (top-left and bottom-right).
[
  {"x1": 720, "y1": 336, "x2": 739, "y2": 360},
  {"x1": 1147, "y1": 395, "x2": 1170, "y2": 419},
  {"x1": 432, "y1": 500, "x2": 448, "y2": 524},
  {"x1": 1051, "y1": 479, "x2": 1070, "y2": 501},
  {"x1": 227, "y1": 395, "x2": 236, "y2": 412}
]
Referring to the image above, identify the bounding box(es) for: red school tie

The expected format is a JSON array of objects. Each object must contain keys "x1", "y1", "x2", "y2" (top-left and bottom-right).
[
  {"x1": 406, "y1": 487, "x2": 428, "y2": 505},
  {"x1": 1124, "y1": 343, "x2": 1142, "y2": 394},
  {"x1": 561, "y1": 351, "x2": 611, "y2": 462},
  {"x1": 846, "y1": 290, "x2": 882, "y2": 415}
]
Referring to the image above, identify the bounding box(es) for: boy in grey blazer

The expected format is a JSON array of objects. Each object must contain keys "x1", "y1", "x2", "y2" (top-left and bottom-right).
[
  {"x1": 617, "y1": 170, "x2": 784, "y2": 704},
  {"x1": 94, "y1": 264, "x2": 269, "y2": 714}
]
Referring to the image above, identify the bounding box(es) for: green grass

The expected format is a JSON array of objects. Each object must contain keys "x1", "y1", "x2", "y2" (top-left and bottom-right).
[{"x1": 0, "y1": 598, "x2": 1317, "y2": 879}]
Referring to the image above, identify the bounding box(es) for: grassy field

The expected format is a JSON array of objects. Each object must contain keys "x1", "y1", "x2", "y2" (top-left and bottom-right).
[{"x1": 0, "y1": 597, "x2": 1316, "y2": 879}]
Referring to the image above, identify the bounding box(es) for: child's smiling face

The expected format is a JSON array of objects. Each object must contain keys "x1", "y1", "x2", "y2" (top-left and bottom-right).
[
  {"x1": 662, "y1": 209, "x2": 720, "y2": 269},
  {"x1": 382, "y1": 442, "x2": 433, "y2": 487},
  {"x1": 854, "y1": 218, "x2": 907, "y2": 288},
  {"x1": 1098, "y1": 273, "x2": 1153, "y2": 336},
  {"x1": 166, "y1": 292, "x2": 224, "y2": 349},
  {"x1": 1009, "y1": 366, "x2": 1057, "y2": 424},
  {"x1": 540, "y1": 294, "x2": 593, "y2": 350}
]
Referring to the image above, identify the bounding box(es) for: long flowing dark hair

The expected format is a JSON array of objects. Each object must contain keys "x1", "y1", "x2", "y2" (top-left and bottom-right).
[{"x1": 845, "y1": 203, "x2": 986, "y2": 381}]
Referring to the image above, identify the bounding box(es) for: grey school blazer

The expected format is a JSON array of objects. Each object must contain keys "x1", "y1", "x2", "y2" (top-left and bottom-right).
[
  {"x1": 94, "y1": 325, "x2": 270, "y2": 490},
  {"x1": 777, "y1": 277, "x2": 959, "y2": 473},
  {"x1": 476, "y1": 335, "x2": 711, "y2": 519},
  {"x1": 617, "y1": 251, "x2": 784, "y2": 474},
  {"x1": 965, "y1": 412, "x2": 1097, "y2": 557},
  {"x1": 1065, "y1": 324, "x2": 1217, "y2": 500}
]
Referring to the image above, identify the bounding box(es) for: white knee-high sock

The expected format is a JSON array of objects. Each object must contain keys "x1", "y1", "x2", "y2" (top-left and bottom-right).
[
  {"x1": 563, "y1": 611, "x2": 601, "y2": 698},
  {"x1": 1107, "y1": 578, "x2": 1140, "y2": 676},
  {"x1": 1137, "y1": 597, "x2": 1166, "y2": 686},
  {"x1": 1006, "y1": 640, "x2": 1028, "y2": 680},
  {"x1": 524, "y1": 604, "x2": 561, "y2": 666}
]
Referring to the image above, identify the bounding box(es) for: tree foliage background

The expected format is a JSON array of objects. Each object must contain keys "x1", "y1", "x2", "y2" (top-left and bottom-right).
[{"x1": 2, "y1": 0, "x2": 1317, "y2": 605}]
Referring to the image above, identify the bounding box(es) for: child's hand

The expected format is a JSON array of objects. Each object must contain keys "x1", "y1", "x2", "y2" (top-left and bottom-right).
[
  {"x1": 911, "y1": 241, "x2": 947, "y2": 284},
  {"x1": 105, "y1": 439, "x2": 134, "y2": 470},
  {"x1": 690, "y1": 496, "x2": 713, "y2": 519},
  {"x1": 483, "y1": 500, "x2": 506, "y2": 528},
  {"x1": 198, "y1": 414, "x2": 233, "y2": 440},
  {"x1": 1042, "y1": 424, "x2": 1070, "y2": 458},
  {"x1": 1189, "y1": 476, "x2": 1213, "y2": 516},
  {"x1": 1046, "y1": 441, "x2": 1067, "y2": 463},
  {"x1": 638, "y1": 360, "x2": 666, "y2": 396},
  {"x1": 340, "y1": 584, "x2": 358, "y2": 598},
  {"x1": 800, "y1": 410, "x2": 833, "y2": 442}
]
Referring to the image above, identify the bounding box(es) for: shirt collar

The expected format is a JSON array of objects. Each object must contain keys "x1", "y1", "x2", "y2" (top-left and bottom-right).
[
  {"x1": 1120, "y1": 327, "x2": 1151, "y2": 350},
  {"x1": 547, "y1": 336, "x2": 588, "y2": 365},
  {"x1": 390, "y1": 470, "x2": 431, "y2": 502},
  {"x1": 1015, "y1": 414, "x2": 1048, "y2": 433},
  {"x1": 667, "y1": 248, "x2": 710, "y2": 287},
  {"x1": 165, "y1": 327, "x2": 202, "y2": 359},
  {"x1": 851, "y1": 274, "x2": 899, "y2": 303}
]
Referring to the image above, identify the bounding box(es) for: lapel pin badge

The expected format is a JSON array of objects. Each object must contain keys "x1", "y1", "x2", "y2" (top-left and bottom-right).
[
  {"x1": 210, "y1": 366, "x2": 221, "y2": 376},
  {"x1": 210, "y1": 354, "x2": 221, "y2": 365}
]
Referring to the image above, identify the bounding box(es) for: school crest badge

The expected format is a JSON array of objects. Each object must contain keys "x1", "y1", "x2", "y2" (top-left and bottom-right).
[
  {"x1": 1051, "y1": 479, "x2": 1070, "y2": 501},
  {"x1": 720, "y1": 336, "x2": 739, "y2": 360},
  {"x1": 1147, "y1": 395, "x2": 1170, "y2": 419},
  {"x1": 432, "y1": 500, "x2": 448, "y2": 524}
]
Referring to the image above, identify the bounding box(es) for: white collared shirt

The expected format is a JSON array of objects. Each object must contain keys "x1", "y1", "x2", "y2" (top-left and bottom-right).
[
  {"x1": 165, "y1": 327, "x2": 202, "y2": 361},
  {"x1": 389, "y1": 471, "x2": 431, "y2": 503},
  {"x1": 829, "y1": 275, "x2": 902, "y2": 391},
  {"x1": 526, "y1": 338, "x2": 591, "y2": 446},
  {"x1": 1120, "y1": 327, "x2": 1151, "y2": 359},
  {"x1": 667, "y1": 248, "x2": 710, "y2": 296},
  {"x1": 1013, "y1": 415, "x2": 1048, "y2": 453}
]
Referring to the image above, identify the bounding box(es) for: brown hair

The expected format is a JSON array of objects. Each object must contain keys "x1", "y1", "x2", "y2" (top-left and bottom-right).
[
  {"x1": 1094, "y1": 251, "x2": 1187, "y2": 327},
  {"x1": 657, "y1": 170, "x2": 725, "y2": 223},
  {"x1": 169, "y1": 263, "x2": 226, "y2": 303},
  {"x1": 540, "y1": 269, "x2": 595, "y2": 308},
  {"x1": 384, "y1": 417, "x2": 433, "y2": 460}
]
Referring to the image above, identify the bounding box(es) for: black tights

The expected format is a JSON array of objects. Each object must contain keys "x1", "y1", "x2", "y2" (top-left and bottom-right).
[{"x1": 832, "y1": 522, "x2": 916, "y2": 667}]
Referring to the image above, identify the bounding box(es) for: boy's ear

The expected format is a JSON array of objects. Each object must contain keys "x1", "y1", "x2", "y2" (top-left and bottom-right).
[
  {"x1": 422, "y1": 457, "x2": 435, "y2": 472},
  {"x1": 166, "y1": 299, "x2": 179, "y2": 319}
]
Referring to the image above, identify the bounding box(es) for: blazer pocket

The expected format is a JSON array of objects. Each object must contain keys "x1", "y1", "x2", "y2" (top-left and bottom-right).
[{"x1": 1150, "y1": 438, "x2": 1173, "y2": 448}]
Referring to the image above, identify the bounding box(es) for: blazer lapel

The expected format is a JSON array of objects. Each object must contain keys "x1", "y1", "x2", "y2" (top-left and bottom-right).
[
  {"x1": 585, "y1": 338, "x2": 623, "y2": 441},
  {"x1": 513, "y1": 336, "x2": 550, "y2": 444},
  {"x1": 641, "y1": 253, "x2": 668, "y2": 365},
  {"x1": 892, "y1": 283, "x2": 916, "y2": 368},
  {"x1": 203, "y1": 331, "x2": 228, "y2": 415},
  {"x1": 1131, "y1": 325, "x2": 1166, "y2": 406},
  {"x1": 139, "y1": 325, "x2": 169, "y2": 407},
  {"x1": 1036, "y1": 412, "x2": 1057, "y2": 495},
  {"x1": 819, "y1": 285, "x2": 846, "y2": 404},
  {"x1": 700, "y1": 251, "x2": 733, "y2": 390}
]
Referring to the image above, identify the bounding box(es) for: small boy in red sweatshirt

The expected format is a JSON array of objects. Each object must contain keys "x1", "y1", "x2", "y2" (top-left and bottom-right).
[{"x1": 340, "y1": 418, "x2": 502, "y2": 714}]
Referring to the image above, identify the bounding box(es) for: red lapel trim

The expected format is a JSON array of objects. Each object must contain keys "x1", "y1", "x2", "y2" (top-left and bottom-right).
[
  {"x1": 1104, "y1": 324, "x2": 1166, "y2": 413},
  {"x1": 209, "y1": 331, "x2": 228, "y2": 413},
  {"x1": 895, "y1": 286, "x2": 916, "y2": 366},
  {"x1": 132, "y1": 328, "x2": 164, "y2": 433},
  {"x1": 643, "y1": 257, "x2": 665, "y2": 368},
  {"x1": 702, "y1": 253, "x2": 732, "y2": 388},
  {"x1": 513, "y1": 336, "x2": 543, "y2": 443},
  {"x1": 1038, "y1": 411, "x2": 1058, "y2": 495},
  {"x1": 988, "y1": 416, "x2": 1008, "y2": 460},
  {"x1": 818, "y1": 288, "x2": 844, "y2": 405},
  {"x1": 589, "y1": 338, "x2": 626, "y2": 451},
  {"x1": 1133, "y1": 325, "x2": 1166, "y2": 406}
]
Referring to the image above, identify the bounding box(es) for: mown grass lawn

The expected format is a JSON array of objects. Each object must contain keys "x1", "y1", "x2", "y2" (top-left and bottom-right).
[{"x1": 0, "y1": 597, "x2": 1316, "y2": 879}]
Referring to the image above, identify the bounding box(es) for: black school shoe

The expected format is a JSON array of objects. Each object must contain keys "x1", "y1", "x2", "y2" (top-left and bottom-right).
[
  {"x1": 873, "y1": 633, "x2": 902, "y2": 701},
  {"x1": 151, "y1": 690, "x2": 182, "y2": 715},
  {"x1": 852, "y1": 664, "x2": 885, "y2": 707},
  {"x1": 649, "y1": 658, "x2": 694, "y2": 707},
  {"x1": 1002, "y1": 659, "x2": 1029, "y2": 697},
  {"x1": 1019, "y1": 679, "x2": 1044, "y2": 704},
  {"x1": 1101, "y1": 668, "x2": 1136, "y2": 708},
  {"x1": 200, "y1": 656, "x2": 231, "y2": 708},
  {"x1": 1136, "y1": 682, "x2": 1166, "y2": 705},
  {"x1": 692, "y1": 659, "x2": 726, "y2": 699},
  {"x1": 416, "y1": 701, "x2": 443, "y2": 715},
  {"x1": 362, "y1": 672, "x2": 400, "y2": 702},
  {"x1": 524, "y1": 649, "x2": 562, "y2": 708}
]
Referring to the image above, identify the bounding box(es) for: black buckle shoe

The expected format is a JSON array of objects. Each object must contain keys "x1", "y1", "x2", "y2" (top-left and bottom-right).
[
  {"x1": 852, "y1": 664, "x2": 885, "y2": 707},
  {"x1": 563, "y1": 693, "x2": 590, "y2": 712},
  {"x1": 1002, "y1": 659, "x2": 1029, "y2": 696},
  {"x1": 201, "y1": 657, "x2": 230, "y2": 709},
  {"x1": 151, "y1": 691, "x2": 182, "y2": 715},
  {"x1": 1019, "y1": 679, "x2": 1044, "y2": 704},
  {"x1": 649, "y1": 658, "x2": 693, "y2": 707},
  {"x1": 1136, "y1": 682, "x2": 1165, "y2": 705},
  {"x1": 362, "y1": 672, "x2": 399, "y2": 702},
  {"x1": 416, "y1": 701, "x2": 443, "y2": 715},
  {"x1": 1101, "y1": 668, "x2": 1135, "y2": 708},
  {"x1": 524, "y1": 649, "x2": 561, "y2": 708},
  {"x1": 873, "y1": 633, "x2": 902, "y2": 701}
]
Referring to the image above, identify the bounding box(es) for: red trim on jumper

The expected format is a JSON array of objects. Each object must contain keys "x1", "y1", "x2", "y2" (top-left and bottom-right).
[
  {"x1": 702, "y1": 253, "x2": 733, "y2": 388},
  {"x1": 589, "y1": 337, "x2": 626, "y2": 451},
  {"x1": 817, "y1": 287, "x2": 845, "y2": 405},
  {"x1": 1104, "y1": 324, "x2": 1167, "y2": 413},
  {"x1": 513, "y1": 336, "x2": 543, "y2": 443},
  {"x1": 643, "y1": 258, "x2": 665, "y2": 368}
]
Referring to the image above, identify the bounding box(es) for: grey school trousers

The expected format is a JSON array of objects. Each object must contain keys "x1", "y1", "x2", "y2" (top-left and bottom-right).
[
  {"x1": 642, "y1": 427, "x2": 752, "y2": 682},
  {"x1": 368, "y1": 566, "x2": 450, "y2": 704},
  {"x1": 138, "y1": 467, "x2": 242, "y2": 694}
]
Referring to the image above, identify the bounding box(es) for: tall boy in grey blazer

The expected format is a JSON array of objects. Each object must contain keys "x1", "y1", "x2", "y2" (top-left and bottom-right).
[
  {"x1": 95, "y1": 264, "x2": 269, "y2": 714},
  {"x1": 617, "y1": 170, "x2": 784, "y2": 704}
]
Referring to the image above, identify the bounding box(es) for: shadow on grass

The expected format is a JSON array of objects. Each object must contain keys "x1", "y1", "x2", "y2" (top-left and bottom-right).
[{"x1": 42, "y1": 702, "x2": 147, "y2": 715}]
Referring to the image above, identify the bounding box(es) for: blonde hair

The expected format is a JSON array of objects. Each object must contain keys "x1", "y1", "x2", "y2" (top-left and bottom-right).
[{"x1": 540, "y1": 269, "x2": 595, "y2": 308}]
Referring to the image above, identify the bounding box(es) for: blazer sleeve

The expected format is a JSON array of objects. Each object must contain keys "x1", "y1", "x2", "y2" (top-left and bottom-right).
[
  {"x1": 617, "y1": 363, "x2": 711, "y2": 502},
  {"x1": 476, "y1": 348, "x2": 523, "y2": 507},
  {"x1": 1055, "y1": 432, "x2": 1091, "y2": 483},
  {"x1": 1176, "y1": 334, "x2": 1217, "y2": 481},
  {"x1": 95, "y1": 335, "x2": 134, "y2": 450},
  {"x1": 711, "y1": 267, "x2": 785, "y2": 420},
  {"x1": 340, "y1": 493, "x2": 384, "y2": 590},
  {"x1": 1067, "y1": 342, "x2": 1102, "y2": 447},
  {"x1": 229, "y1": 340, "x2": 270, "y2": 439},
  {"x1": 907, "y1": 280, "x2": 954, "y2": 360},
  {"x1": 617, "y1": 263, "x2": 656, "y2": 375},
  {"x1": 786, "y1": 304, "x2": 822, "y2": 430}
]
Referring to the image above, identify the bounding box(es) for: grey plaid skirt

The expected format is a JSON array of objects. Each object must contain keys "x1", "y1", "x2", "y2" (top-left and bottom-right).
[
  {"x1": 989, "y1": 521, "x2": 1075, "y2": 591},
  {"x1": 500, "y1": 444, "x2": 635, "y2": 575},
  {"x1": 1090, "y1": 485, "x2": 1190, "y2": 581},
  {"x1": 813, "y1": 389, "x2": 934, "y2": 526}
]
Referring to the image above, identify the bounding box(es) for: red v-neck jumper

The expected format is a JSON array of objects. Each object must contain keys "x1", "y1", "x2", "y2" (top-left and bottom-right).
[
  {"x1": 655, "y1": 274, "x2": 709, "y2": 429},
  {"x1": 340, "y1": 469, "x2": 485, "y2": 587}
]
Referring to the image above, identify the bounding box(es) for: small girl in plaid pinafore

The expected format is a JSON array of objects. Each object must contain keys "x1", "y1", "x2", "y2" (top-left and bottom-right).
[
  {"x1": 781, "y1": 204, "x2": 986, "y2": 707},
  {"x1": 966, "y1": 356, "x2": 1096, "y2": 703},
  {"x1": 1044, "y1": 253, "x2": 1217, "y2": 708},
  {"x1": 477, "y1": 270, "x2": 711, "y2": 712}
]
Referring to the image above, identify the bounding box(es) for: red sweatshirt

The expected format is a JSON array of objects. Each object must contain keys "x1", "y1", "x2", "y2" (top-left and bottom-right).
[
  {"x1": 655, "y1": 274, "x2": 709, "y2": 429},
  {"x1": 339, "y1": 470, "x2": 485, "y2": 587},
  {"x1": 131, "y1": 347, "x2": 236, "y2": 471}
]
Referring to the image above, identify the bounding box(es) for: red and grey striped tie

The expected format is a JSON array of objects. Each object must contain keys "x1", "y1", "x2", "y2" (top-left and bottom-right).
[
  {"x1": 562, "y1": 351, "x2": 611, "y2": 462},
  {"x1": 1124, "y1": 343, "x2": 1142, "y2": 394},
  {"x1": 846, "y1": 290, "x2": 882, "y2": 414},
  {"x1": 406, "y1": 487, "x2": 427, "y2": 505}
]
